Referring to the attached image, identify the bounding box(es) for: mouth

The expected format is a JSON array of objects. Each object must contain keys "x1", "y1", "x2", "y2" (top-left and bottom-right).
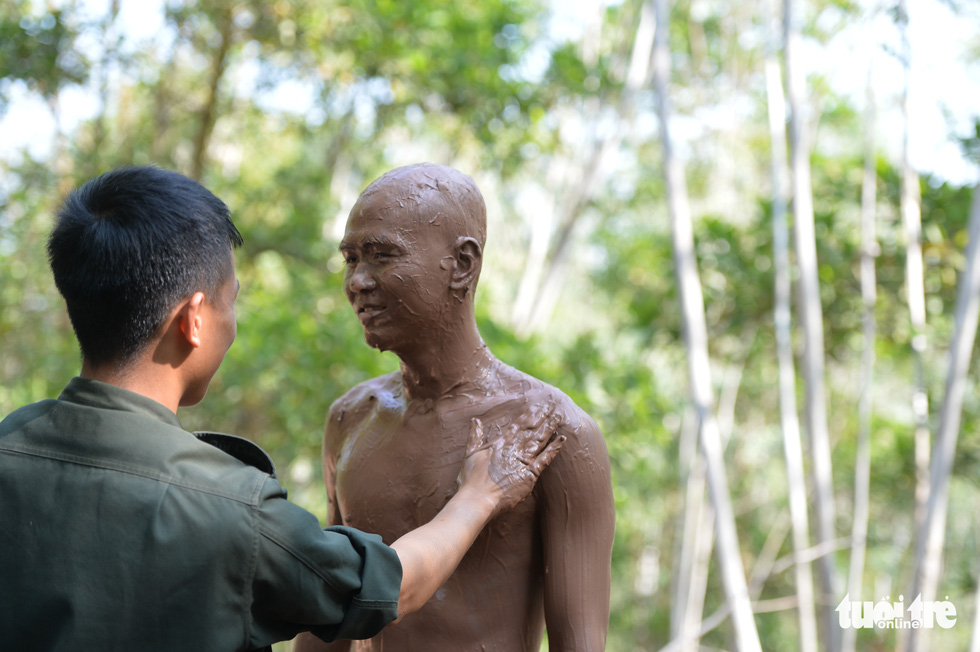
[{"x1": 356, "y1": 304, "x2": 386, "y2": 323}]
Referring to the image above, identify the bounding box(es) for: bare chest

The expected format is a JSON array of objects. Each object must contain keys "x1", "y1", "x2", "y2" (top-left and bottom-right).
[
  {"x1": 331, "y1": 394, "x2": 550, "y2": 643},
  {"x1": 333, "y1": 400, "x2": 541, "y2": 545},
  {"x1": 334, "y1": 407, "x2": 474, "y2": 538}
]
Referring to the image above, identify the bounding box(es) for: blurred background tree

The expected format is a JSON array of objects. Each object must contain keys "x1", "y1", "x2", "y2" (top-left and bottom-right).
[{"x1": 2, "y1": 0, "x2": 979, "y2": 650}]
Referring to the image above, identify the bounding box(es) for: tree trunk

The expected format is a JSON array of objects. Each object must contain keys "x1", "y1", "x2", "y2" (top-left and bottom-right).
[
  {"x1": 91, "y1": 0, "x2": 121, "y2": 159},
  {"x1": 675, "y1": 449, "x2": 713, "y2": 652},
  {"x1": 514, "y1": 0, "x2": 655, "y2": 335},
  {"x1": 971, "y1": 559, "x2": 980, "y2": 652},
  {"x1": 671, "y1": 406, "x2": 700, "y2": 645},
  {"x1": 190, "y1": 11, "x2": 234, "y2": 181},
  {"x1": 151, "y1": 48, "x2": 178, "y2": 162},
  {"x1": 842, "y1": 60, "x2": 878, "y2": 652},
  {"x1": 670, "y1": 361, "x2": 744, "y2": 650},
  {"x1": 906, "y1": 181, "x2": 980, "y2": 652},
  {"x1": 662, "y1": 513, "x2": 794, "y2": 651},
  {"x1": 896, "y1": 0, "x2": 931, "y2": 541},
  {"x1": 784, "y1": 0, "x2": 839, "y2": 646},
  {"x1": 766, "y1": 16, "x2": 818, "y2": 651},
  {"x1": 652, "y1": 1, "x2": 761, "y2": 649}
]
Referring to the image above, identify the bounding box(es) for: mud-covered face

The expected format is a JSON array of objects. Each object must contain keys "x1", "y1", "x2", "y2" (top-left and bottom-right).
[{"x1": 340, "y1": 186, "x2": 457, "y2": 354}]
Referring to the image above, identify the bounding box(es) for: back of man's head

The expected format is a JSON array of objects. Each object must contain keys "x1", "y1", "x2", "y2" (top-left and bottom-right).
[{"x1": 48, "y1": 166, "x2": 243, "y2": 368}]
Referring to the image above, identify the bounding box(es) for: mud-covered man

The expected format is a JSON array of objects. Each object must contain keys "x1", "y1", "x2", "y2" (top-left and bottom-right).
[{"x1": 296, "y1": 164, "x2": 615, "y2": 651}]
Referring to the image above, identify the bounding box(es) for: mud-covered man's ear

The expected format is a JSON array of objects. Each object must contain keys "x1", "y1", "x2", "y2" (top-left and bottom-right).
[{"x1": 450, "y1": 236, "x2": 483, "y2": 294}]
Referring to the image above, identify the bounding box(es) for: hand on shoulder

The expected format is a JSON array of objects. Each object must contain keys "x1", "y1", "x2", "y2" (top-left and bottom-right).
[{"x1": 457, "y1": 398, "x2": 566, "y2": 518}]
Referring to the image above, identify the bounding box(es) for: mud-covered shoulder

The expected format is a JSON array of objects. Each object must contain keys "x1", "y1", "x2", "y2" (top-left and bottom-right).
[
  {"x1": 516, "y1": 373, "x2": 613, "y2": 517},
  {"x1": 323, "y1": 371, "x2": 402, "y2": 454},
  {"x1": 544, "y1": 385, "x2": 605, "y2": 460},
  {"x1": 495, "y1": 363, "x2": 603, "y2": 443}
]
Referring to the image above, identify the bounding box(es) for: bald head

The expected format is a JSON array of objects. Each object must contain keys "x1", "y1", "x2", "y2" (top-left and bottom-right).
[
  {"x1": 341, "y1": 164, "x2": 487, "y2": 351},
  {"x1": 357, "y1": 163, "x2": 487, "y2": 250}
]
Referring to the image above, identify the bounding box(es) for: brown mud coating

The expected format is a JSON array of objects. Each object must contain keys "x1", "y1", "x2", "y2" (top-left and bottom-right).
[{"x1": 296, "y1": 164, "x2": 615, "y2": 652}]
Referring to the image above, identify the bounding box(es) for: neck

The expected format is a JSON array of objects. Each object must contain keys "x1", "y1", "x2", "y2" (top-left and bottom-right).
[
  {"x1": 81, "y1": 357, "x2": 184, "y2": 414},
  {"x1": 397, "y1": 320, "x2": 497, "y2": 402}
]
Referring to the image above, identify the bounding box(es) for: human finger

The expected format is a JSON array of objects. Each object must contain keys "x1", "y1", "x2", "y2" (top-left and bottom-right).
[
  {"x1": 527, "y1": 433, "x2": 567, "y2": 477},
  {"x1": 464, "y1": 418, "x2": 486, "y2": 456},
  {"x1": 517, "y1": 397, "x2": 558, "y2": 433},
  {"x1": 522, "y1": 409, "x2": 563, "y2": 453}
]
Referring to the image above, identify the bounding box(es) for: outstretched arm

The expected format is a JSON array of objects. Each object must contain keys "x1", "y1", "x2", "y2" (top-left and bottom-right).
[{"x1": 539, "y1": 415, "x2": 615, "y2": 651}]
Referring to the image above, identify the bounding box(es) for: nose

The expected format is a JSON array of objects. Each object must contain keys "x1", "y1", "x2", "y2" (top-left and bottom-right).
[{"x1": 346, "y1": 264, "x2": 377, "y2": 294}]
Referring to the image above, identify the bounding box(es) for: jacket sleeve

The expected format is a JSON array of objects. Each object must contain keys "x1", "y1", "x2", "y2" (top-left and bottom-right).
[{"x1": 247, "y1": 477, "x2": 402, "y2": 646}]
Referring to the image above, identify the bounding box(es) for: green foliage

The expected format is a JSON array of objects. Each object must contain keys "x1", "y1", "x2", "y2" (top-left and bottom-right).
[
  {"x1": 0, "y1": 1, "x2": 88, "y2": 109},
  {"x1": 3, "y1": 0, "x2": 980, "y2": 649}
]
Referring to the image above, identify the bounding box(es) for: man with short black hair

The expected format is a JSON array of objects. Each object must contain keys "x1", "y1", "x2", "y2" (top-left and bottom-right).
[{"x1": 0, "y1": 166, "x2": 564, "y2": 651}]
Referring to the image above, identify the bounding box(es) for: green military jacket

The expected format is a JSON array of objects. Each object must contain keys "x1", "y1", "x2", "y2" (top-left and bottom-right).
[{"x1": 0, "y1": 377, "x2": 401, "y2": 651}]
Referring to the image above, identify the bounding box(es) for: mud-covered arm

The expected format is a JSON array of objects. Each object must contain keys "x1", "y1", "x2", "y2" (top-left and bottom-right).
[{"x1": 539, "y1": 416, "x2": 615, "y2": 651}]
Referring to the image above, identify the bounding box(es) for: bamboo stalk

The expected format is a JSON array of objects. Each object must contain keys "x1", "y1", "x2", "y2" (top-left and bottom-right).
[{"x1": 652, "y1": 1, "x2": 761, "y2": 649}]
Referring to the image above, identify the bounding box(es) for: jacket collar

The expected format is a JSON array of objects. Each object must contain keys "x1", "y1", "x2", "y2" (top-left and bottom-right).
[
  {"x1": 59, "y1": 376, "x2": 182, "y2": 429},
  {"x1": 57, "y1": 377, "x2": 276, "y2": 477}
]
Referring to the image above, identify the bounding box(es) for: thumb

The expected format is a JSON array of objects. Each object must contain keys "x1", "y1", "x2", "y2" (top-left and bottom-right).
[{"x1": 464, "y1": 418, "x2": 486, "y2": 456}]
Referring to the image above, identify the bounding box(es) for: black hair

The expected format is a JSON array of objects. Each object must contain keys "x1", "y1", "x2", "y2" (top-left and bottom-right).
[{"x1": 47, "y1": 166, "x2": 244, "y2": 368}]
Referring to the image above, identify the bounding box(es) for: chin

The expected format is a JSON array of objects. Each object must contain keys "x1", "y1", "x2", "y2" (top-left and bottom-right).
[
  {"x1": 179, "y1": 391, "x2": 207, "y2": 407},
  {"x1": 362, "y1": 327, "x2": 390, "y2": 351},
  {"x1": 180, "y1": 379, "x2": 213, "y2": 407},
  {"x1": 364, "y1": 336, "x2": 390, "y2": 352},
  {"x1": 363, "y1": 330, "x2": 411, "y2": 355}
]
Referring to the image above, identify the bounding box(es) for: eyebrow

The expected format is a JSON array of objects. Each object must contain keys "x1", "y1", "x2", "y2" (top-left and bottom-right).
[{"x1": 339, "y1": 236, "x2": 401, "y2": 252}]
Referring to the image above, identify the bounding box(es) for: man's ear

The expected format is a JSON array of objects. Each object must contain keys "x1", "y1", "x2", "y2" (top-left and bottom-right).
[
  {"x1": 177, "y1": 292, "x2": 207, "y2": 348},
  {"x1": 450, "y1": 236, "x2": 482, "y2": 292}
]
